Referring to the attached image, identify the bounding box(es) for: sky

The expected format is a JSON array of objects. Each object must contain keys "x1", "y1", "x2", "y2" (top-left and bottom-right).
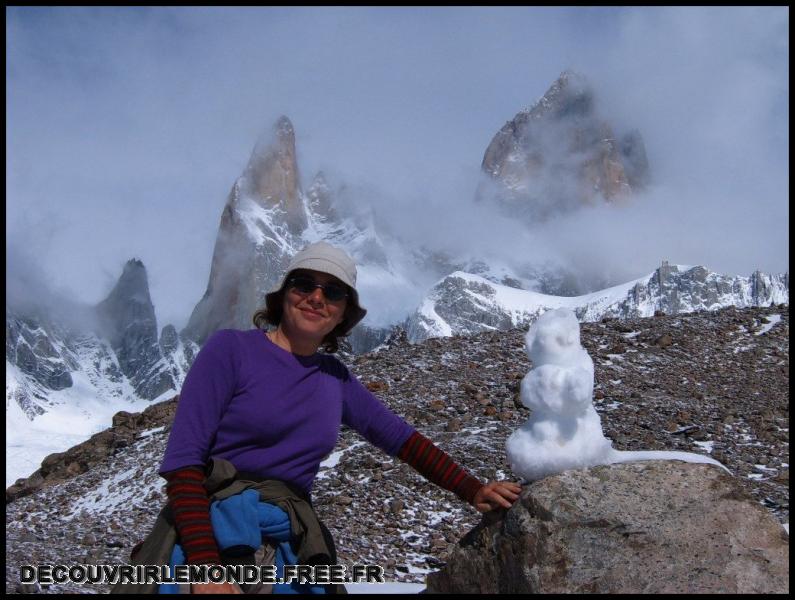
[{"x1": 6, "y1": 6, "x2": 789, "y2": 330}]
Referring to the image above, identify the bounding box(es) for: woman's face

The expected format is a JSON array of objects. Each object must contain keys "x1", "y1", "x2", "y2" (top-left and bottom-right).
[{"x1": 280, "y1": 269, "x2": 348, "y2": 346}]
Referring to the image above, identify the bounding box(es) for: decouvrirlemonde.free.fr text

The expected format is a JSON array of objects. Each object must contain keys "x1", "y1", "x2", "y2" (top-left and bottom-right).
[{"x1": 20, "y1": 563, "x2": 385, "y2": 586}]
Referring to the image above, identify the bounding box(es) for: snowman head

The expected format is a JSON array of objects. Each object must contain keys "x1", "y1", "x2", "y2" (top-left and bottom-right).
[{"x1": 526, "y1": 308, "x2": 582, "y2": 366}]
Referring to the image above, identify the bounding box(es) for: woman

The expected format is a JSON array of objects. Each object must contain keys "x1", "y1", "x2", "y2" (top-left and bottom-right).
[{"x1": 158, "y1": 241, "x2": 521, "y2": 594}]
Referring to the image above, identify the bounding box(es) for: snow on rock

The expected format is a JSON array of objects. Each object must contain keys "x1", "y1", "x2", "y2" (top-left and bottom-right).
[{"x1": 406, "y1": 264, "x2": 789, "y2": 343}]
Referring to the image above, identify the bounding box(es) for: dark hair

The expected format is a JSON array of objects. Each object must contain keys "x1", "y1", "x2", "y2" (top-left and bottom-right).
[{"x1": 252, "y1": 275, "x2": 357, "y2": 354}]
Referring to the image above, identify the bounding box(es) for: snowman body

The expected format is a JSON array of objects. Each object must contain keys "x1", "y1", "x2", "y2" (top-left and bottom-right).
[
  {"x1": 506, "y1": 308, "x2": 614, "y2": 482},
  {"x1": 506, "y1": 307, "x2": 729, "y2": 482}
]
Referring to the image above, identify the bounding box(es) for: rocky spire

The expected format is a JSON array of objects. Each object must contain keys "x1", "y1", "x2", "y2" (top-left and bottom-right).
[
  {"x1": 181, "y1": 117, "x2": 309, "y2": 346},
  {"x1": 480, "y1": 70, "x2": 648, "y2": 222},
  {"x1": 95, "y1": 259, "x2": 173, "y2": 400},
  {"x1": 243, "y1": 115, "x2": 307, "y2": 235},
  {"x1": 95, "y1": 259, "x2": 153, "y2": 346}
]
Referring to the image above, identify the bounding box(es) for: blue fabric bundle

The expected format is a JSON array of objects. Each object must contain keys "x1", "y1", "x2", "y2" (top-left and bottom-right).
[{"x1": 159, "y1": 490, "x2": 326, "y2": 594}]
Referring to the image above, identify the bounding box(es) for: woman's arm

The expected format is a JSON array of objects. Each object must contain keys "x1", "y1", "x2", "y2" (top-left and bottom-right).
[
  {"x1": 157, "y1": 331, "x2": 244, "y2": 593},
  {"x1": 397, "y1": 431, "x2": 521, "y2": 512},
  {"x1": 339, "y1": 367, "x2": 521, "y2": 512},
  {"x1": 397, "y1": 430, "x2": 484, "y2": 504},
  {"x1": 163, "y1": 466, "x2": 220, "y2": 565},
  {"x1": 163, "y1": 466, "x2": 242, "y2": 594}
]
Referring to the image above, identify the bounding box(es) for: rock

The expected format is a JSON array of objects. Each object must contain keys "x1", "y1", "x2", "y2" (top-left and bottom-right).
[
  {"x1": 364, "y1": 380, "x2": 389, "y2": 393},
  {"x1": 426, "y1": 462, "x2": 788, "y2": 594},
  {"x1": 65, "y1": 462, "x2": 83, "y2": 477},
  {"x1": 112, "y1": 411, "x2": 142, "y2": 429},
  {"x1": 446, "y1": 418, "x2": 462, "y2": 432},
  {"x1": 654, "y1": 334, "x2": 673, "y2": 348},
  {"x1": 40, "y1": 453, "x2": 66, "y2": 477}
]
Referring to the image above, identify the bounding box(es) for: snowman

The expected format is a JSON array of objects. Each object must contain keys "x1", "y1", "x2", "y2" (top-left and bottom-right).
[{"x1": 506, "y1": 308, "x2": 729, "y2": 482}]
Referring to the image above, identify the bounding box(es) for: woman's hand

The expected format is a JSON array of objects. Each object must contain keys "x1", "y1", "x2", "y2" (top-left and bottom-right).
[
  {"x1": 191, "y1": 581, "x2": 243, "y2": 594},
  {"x1": 472, "y1": 480, "x2": 522, "y2": 513}
]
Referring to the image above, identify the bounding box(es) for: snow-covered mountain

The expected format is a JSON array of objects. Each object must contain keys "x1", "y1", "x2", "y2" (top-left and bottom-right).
[
  {"x1": 180, "y1": 116, "x2": 413, "y2": 353},
  {"x1": 405, "y1": 263, "x2": 789, "y2": 342},
  {"x1": 5, "y1": 260, "x2": 196, "y2": 487}
]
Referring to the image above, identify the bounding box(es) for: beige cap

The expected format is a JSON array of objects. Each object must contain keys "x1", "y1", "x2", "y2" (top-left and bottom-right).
[{"x1": 267, "y1": 241, "x2": 367, "y2": 332}]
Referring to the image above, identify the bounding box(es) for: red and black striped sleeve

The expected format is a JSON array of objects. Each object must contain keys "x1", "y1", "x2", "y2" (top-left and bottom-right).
[
  {"x1": 397, "y1": 431, "x2": 484, "y2": 505},
  {"x1": 162, "y1": 466, "x2": 221, "y2": 565}
]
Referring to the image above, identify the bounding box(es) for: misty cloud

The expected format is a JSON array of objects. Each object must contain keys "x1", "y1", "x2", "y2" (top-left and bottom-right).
[{"x1": 6, "y1": 7, "x2": 789, "y2": 330}]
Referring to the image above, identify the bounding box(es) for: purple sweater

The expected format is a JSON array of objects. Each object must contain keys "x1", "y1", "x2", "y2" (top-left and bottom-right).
[{"x1": 159, "y1": 329, "x2": 417, "y2": 495}]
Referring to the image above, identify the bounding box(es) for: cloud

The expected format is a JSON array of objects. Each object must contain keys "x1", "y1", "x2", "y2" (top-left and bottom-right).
[{"x1": 6, "y1": 7, "x2": 789, "y2": 330}]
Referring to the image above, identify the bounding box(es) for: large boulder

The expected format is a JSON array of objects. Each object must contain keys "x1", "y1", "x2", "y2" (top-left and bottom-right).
[{"x1": 426, "y1": 461, "x2": 788, "y2": 593}]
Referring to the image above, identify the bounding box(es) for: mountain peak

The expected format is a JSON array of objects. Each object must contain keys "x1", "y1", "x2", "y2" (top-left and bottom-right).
[
  {"x1": 528, "y1": 69, "x2": 594, "y2": 120},
  {"x1": 123, "y1": 257, "x2": 145, "y2": 272},
  {"x1": 94, "y1": 259, "x2": 173, "y2": 400},
  {"x1": 250, "y1": 115, "x2": 296, "y2": 163},
  {"x1": 242, "y1": 116, "x2": 306, "y2": 233},
  {"x1": 274, "y1": 115, "x2": 294, "y2": 138},
  {"x1": 106, "y1": 258, "x2": 149, "y2": 303},
  {"x1": 480, "y1": 70, "x2": 646, "y2": 221}
]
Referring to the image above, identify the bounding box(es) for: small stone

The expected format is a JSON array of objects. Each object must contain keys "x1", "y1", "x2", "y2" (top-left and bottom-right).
[
  {"x1": 446, "y1": 418, "x2": 462, "y2": 432},
  {"x1": 654, "y1": 334, "x2": 673, "y2": 348}
]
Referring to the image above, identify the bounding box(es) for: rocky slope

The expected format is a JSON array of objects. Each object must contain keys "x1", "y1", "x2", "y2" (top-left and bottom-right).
[{"x1": 5, "y1": 304, "x2": 788, "y2": 593}]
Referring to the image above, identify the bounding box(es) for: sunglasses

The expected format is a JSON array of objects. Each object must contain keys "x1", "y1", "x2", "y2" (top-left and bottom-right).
[{"x1": 287, "y1": 275, "x2": 349, "y2": 302}]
